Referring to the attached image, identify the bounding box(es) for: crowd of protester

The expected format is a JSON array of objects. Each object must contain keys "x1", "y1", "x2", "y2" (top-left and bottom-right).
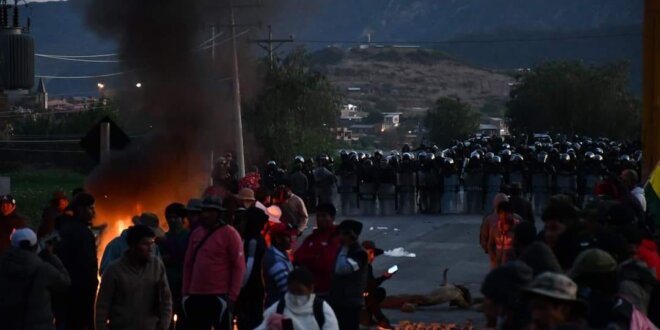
[{"x1": 0, "y1": 146, "x2": 658, "y2": 330}]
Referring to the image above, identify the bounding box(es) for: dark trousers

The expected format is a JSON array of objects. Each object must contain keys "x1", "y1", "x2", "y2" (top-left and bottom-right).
[
  {"x1": 184, "y1": 295, "x2": 232, "y2": 330},
  {"x1": 235, "y1": 289, "x2": 264, "y2": 330},
  {"x1": 365, "y1": 287, "x2": 389, "y2": 323},
  {"x1": 334, "y1": 306, "x2": 361, "y2": 330}
]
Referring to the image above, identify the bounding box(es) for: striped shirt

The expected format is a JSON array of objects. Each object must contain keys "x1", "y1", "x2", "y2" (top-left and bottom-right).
[{"x1": 263, "y1": 246, "x2": 293, "y2": 307}]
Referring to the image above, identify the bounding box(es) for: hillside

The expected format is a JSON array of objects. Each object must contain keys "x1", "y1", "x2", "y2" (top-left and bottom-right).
[
  {"x1": 17, "y1": 1, "x2": 644, "y2": 96},
  {"x1": 313, "y1": 48, "x2": 513, "y2": 111}
]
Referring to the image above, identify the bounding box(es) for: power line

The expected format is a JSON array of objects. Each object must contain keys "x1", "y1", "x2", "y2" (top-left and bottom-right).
[
  {"x1": 295, "y1": 32, "x2": 642, "y2": 45},
  {"x1": 36, "y1": 55, "x2": 121, "y2": 63},
  {"x1": 35, "y1": 52, "x2": 119, "y2": 58},
  {"x1": 0, "y1": 148, "x2": 84, "y2": 153},
  {"x1": 36, "y1": 72, "x2": 127, "y2": 79},
  {"x1": 0, "y1": 139, "x2": 80, "y2": 143}
]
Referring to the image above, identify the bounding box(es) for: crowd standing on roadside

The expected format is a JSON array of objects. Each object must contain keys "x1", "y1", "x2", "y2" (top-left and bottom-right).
[{"x1": 0, "y1": 137, "x2": 659, "y2": 330}]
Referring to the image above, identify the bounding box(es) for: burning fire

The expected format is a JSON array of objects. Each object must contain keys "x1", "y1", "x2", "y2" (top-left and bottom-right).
[{"x1": 95, "y1": 202, "x2": 145, "y2": 266}]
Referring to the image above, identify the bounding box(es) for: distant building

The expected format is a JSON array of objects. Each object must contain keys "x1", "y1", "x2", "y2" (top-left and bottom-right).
[
  {"x1": 382, "y1": 112, "x2": 401, "y2": 131},
  {"x1": 330, "y1": 127, "x2": 357, "y2": 142},
  {"x1": 350, "y1": 124, "x2": 380, "y2": 138},
  {"x1": 478, "y1": 116, "x2": 509, "y2": 137},
  {"x1": 35, "y1": 78, "x2": 47, "y2": 110}
]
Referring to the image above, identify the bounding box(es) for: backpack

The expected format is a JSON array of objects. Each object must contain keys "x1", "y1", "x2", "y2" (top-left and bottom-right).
[{"x1": 276, "y1": 296, "x2": 325, "y2": 329}]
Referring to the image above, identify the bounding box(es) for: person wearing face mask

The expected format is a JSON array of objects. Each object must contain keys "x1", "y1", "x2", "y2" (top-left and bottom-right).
[
  {"x1": 0, "y1": 194, "x2": 28, "y2": 255},
  {"x1": 159, "y1": 203, "x2": 189, "y2": 330},
  {"x1": 255, "y1": 268, "x2": 339, "y2": 330},
  {"x1": 96, "y1": 225, "x2": 173, "y2": 330}
]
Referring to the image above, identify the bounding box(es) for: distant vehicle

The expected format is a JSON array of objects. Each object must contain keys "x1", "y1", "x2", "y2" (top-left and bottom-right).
[{"x1": 533, "y1": 133, "x2": 552, "y2": 143}]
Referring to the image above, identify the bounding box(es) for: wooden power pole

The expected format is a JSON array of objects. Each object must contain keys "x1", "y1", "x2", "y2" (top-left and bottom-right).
[
  {"x1": 251, "y1": 25, "x2": 294, "y2": 69},
  {"x1": 643, "y1": 0, "x2": 660, "y2": 178}
]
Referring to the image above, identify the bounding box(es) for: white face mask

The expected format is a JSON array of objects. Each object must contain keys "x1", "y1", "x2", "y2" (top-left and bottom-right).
[{"x1": 289, "y1": 294, "x2": 311, "y2": 307}]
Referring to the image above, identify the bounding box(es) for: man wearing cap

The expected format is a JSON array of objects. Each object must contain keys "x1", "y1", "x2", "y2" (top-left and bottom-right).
[
  {"x1": 361, "y1": 240, "x2": 393, "y2": 329},
  {"x1": 328, "y1": 219, "x2": 368, "y2": 330},
  {"x1": 0, "y1": 194, "x2": 28, "y2": 255},
  {"x1": 525, "y1": 272, "x2": 587, "y2": 329},
  {"x1": 569, "y1": 249, "x2": 634, "y2": 329},
  {"x1": 54, "y1": 192, "x2": 98, "y2": 330},
  {"x1": 263, "y1": 221, "x2": 297, "y2": 308},
  {"x1": 182, "y1": 197, "x2": 245, "y2": 330},
  {"x1": 293, "y1": 203, "x2": 342, "y2": 296},
  {"x1": 99, "y1": 212, "x2": 162, "y2": 276},
  {"x1": 0, "y1": 228, "x2": 70, "y2": 329}
]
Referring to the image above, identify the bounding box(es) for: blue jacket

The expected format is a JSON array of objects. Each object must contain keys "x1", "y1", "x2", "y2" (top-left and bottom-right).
[{"x1": 263, "y1": 246, "x2": 293, "y2": 308}]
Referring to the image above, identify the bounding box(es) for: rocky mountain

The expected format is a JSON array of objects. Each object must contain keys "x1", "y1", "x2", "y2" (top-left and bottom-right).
[{"x1": 20, "y1": 0, "x2": 644, "y2": 96}]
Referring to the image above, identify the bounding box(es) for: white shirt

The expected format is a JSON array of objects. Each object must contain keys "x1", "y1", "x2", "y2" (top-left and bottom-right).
[{"x1": 255, "y1": 293, "x2": 339, "y2": 330}]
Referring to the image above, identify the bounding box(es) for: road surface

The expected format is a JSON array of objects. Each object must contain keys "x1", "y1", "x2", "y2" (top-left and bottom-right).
[{"x1": 321, "y1": 214, "x2": 489, "y2": 328}]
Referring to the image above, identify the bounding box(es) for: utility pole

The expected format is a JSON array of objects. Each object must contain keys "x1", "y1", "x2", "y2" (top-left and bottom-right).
[
  {"x1": 229, "y1": 0, "x2": 246, "y2": 178},
  {"x1": 643, "y1": 0, "x2": 660, "y2": 178},
  {"x1": 251, "y1": 25, "x2": 294, "y2": 69},
  {"x1": 211, "y1": 24, "x2": 217, "y2": 62}
]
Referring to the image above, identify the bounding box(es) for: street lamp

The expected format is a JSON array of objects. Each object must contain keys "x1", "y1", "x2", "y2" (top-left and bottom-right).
[{"x1": 135, "y1": 82, "x2": 142, "y2": 88}]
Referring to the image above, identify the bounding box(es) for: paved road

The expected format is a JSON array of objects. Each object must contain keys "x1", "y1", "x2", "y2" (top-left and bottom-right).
[{"x1": 328, "y1": 214, "x2": 489, "y2": 327}]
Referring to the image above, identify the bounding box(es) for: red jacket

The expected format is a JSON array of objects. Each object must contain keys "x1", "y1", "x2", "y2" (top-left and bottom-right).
[
  {"x1": 293, "y1": 226, "x2": 341, "y2": 294},
  {"x1": 637, "y1": 239, "x2": 660, "y2": 280},
  {"x1": 182, "y1": 224, "x2": 246, "y2": 301}
]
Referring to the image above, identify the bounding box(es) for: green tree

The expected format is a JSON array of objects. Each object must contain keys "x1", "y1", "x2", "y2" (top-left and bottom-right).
[
  {"x1": 243, "y1": 48, "x2": 342, "y2": 164},
  {"x1": 506, "y1": 60, "x2": 641, "y2": 139},
  {"x1": 425, "y1": 97, "x2": 480, "y2": 147}
]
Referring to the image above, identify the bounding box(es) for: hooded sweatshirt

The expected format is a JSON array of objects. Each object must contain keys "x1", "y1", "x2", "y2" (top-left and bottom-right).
[
  {"x1": 0, "y1": 248, "x2": 71, "y2": 330},
  {"x1": 255, "y1": 293, "x2": 339, "y2": 330}
]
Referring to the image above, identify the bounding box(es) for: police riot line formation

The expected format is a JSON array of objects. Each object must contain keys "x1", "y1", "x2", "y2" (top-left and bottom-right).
[{"x1": 260, "y1": 134, "x2": 643, "y2": 217}]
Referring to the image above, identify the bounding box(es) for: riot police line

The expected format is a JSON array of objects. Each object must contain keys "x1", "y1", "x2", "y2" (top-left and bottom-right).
[{"x1": 258, "y1": 134, "x2": 642, "y2": 216}]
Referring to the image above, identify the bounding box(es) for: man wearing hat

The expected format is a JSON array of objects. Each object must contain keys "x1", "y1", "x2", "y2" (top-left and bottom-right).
[
  {"x1": 182, "y1": 196, "x2": 245, "y2": 330},
  {"x1": 569, "y1": 249, "x2": 634, "y2": 329},
  {"x1": 54, "y1": 192, "x2": 98, "y2": 330},
  {"x1": 185, "y1": 198, "x2": 203, "y2": 231},
  {"x1": 0, "y1": 228, "x2": 70, "y2": 329},
  {"x1": 525, "y1": 272, "x2": 587, "y2": 330},
  {"x1": 99, "y1": 212, "x2": 163, "y2": 276},
  {"x1": 328, "y1": 219, "x2": 368, "y2": 330},
  {"x1": 0, "y1": 194, "x2": 27, "y2": 255},
  {"x1": 263, "y1": 221, "x2": 298, "y2": 308},
  {"x1": 361, "y1": 240, "x2": 393, "y2": 329}
]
